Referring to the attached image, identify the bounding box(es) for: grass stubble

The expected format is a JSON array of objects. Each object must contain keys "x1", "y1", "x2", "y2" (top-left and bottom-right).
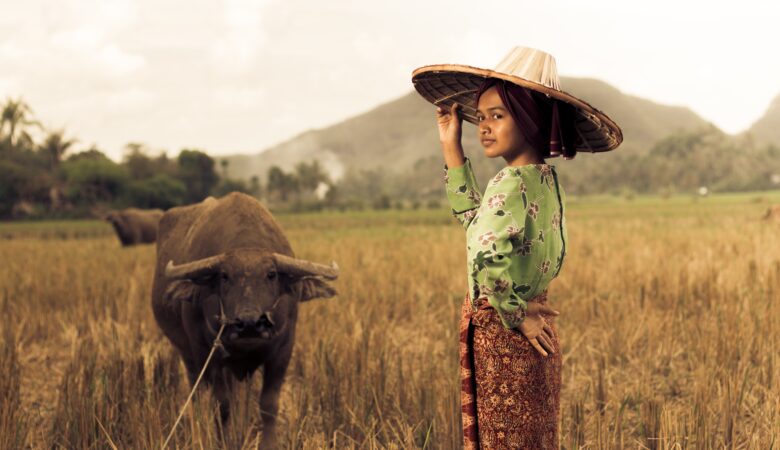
[{"x1": 0, "y1": 195, "x2": 778, "y2": 449}]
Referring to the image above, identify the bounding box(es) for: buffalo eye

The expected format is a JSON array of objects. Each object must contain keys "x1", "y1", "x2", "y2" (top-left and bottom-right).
[
  {"x1": 192, "y1": 272, "x2": 223, "y2": 286},
  {"x1": 267, "y1": 271, "x2": 277, "y2": 280}
]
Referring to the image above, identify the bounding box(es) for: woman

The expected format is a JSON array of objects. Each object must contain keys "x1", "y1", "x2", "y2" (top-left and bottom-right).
[{"x1": 412, "y1": 47, "x2": 622, "y2": 449}]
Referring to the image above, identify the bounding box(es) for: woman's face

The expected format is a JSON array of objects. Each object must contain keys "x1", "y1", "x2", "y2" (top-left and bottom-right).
[{"x1": 476, "y1": 86, "x2": 527, "y2": 162}]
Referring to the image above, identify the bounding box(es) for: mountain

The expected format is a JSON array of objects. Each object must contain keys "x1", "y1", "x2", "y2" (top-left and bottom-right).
[
  {"x1": 224, "y1": 77, "x2": 713, "y2": 185},
  {"x1": 747, "y1": 94, "x2": 780, "y2": 147},
  {"x1": 562, "y1": 78, "x2": 713, "y2": 149}
]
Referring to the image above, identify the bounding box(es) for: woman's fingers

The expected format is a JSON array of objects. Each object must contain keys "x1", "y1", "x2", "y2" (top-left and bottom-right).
[
  {"x1": 543, "y1": 323, "x2": 555, "y2": 339},
  {"x1": 533, "y1": 304, "x2": 560, "y2": 316},
  {"x1": 436, "y1": 103, "x2": 461, "y2": 123},
  {"x1": 529, "y1": 337, "x2": 549, "y2": 357},
  {"x1": 436, "y1": 107, "x2": 452, "y2": 126},
  {"x1": 537, "y1": 333, "x2": 555, "y2": 355}
]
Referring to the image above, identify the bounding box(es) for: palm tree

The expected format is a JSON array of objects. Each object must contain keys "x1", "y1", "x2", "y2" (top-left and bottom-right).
[
  {"x1": 220, "y1": 158, "x2": 229, "y2": 179},
  {"x1": 41, "y1": 129, "x2": 77, "y2": 169},
  {"x1": 0, "y1": 97, "x2": 40, "y2": 148},
  {"x1": 40, "y1": 129, "x2": 78, "y2": 211}
]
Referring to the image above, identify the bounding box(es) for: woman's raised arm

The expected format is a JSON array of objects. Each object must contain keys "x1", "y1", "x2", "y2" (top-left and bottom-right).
[{"x1": 439, "y1": 103, "x2": 482, "y2": 228}]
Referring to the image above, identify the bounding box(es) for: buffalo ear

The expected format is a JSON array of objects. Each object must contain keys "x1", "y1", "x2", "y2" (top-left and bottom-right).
[
  {"x1": 296, "y1": 277, "x2": 337, "y2": 302},
  {"x1": 164, "y1": 280, "x2": 198, "y2": 303}
]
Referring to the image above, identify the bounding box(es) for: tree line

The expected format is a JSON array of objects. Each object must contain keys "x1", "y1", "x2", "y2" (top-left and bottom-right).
[
  {"x1": 0, "y1": 97, "x2": 340, "y2": 219},
  {"x1": 4, "y1": 96, "x2": 778, "y2": 219},
  {"x1": 325, "y1": 125, "x2": 780, "y2": 202}
]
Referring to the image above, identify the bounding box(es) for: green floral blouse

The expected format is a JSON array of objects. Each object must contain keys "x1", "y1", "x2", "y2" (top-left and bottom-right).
[{"x1": 445, "y1": 159, "x2": 568, "y2": 329}]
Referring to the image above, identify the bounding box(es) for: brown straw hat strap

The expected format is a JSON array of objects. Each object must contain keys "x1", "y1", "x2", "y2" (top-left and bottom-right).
[{"x1": 433, "y1": 88, "x2": 480, "y2": 105}]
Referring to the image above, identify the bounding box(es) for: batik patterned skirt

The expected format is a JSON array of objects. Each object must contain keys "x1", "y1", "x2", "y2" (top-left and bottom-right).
[{"x1": 459, "y1": 292, "x2": 561, "y2": 449}]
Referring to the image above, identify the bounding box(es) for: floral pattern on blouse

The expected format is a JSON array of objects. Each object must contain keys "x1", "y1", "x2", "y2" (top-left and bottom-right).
[{"x1": 445, "y1": 159, "x2": 568, "y2": 329}]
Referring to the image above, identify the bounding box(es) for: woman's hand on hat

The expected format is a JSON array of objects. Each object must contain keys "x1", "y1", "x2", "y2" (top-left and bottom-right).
[
  {"x1": 437, "y1": 103, "x2": 463, "y2": 145},
  {"x1": 518, "y1": 303, "x2": 559, "y2": 357},
  {"x1": 437, "y1": 104, "x2": 465, "y2": 167}
]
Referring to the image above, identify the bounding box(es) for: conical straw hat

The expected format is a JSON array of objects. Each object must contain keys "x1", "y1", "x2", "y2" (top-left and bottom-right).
[{"x1": 412, "y1": 46, "x2": 623, "y2": 153}]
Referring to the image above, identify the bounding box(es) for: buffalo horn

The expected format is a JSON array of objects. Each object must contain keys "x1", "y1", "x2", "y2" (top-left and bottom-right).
[
  {"x1": 273, "y1": 253, "x2": 339, "y2": 280},
  {"x1": 165, "y1": 254, "x2": 226, "y2": 280}
]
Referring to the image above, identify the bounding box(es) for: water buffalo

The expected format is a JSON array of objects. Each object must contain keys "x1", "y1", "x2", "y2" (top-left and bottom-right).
[
  {"x1": 105, "y1": 208, "x2": 163, "y2": 246},
  {"x1": 151, "y1": 192, "x2": 338, "y2": 447},
  {"x1": 764, "y1": 205, "x2": 780, "y2": 222}
]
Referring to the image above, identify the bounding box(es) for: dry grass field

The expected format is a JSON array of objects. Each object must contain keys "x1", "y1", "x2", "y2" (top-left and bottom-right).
[{"x1": 1, "y1": 192, "x2": 780, "y2": 449}]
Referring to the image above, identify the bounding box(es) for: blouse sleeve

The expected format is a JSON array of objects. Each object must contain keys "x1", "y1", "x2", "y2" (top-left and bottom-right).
[
  {"x1": 470, "y1": 176, "x2": 532, "y2": 329},
  {"x1": 444, "y1": 159, "x2": 481, "y2": 229}
]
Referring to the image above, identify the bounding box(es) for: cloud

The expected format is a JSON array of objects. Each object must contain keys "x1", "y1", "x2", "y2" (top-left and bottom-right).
[
  {"x1": 213, "y1": 86, "x2": 267, "y2": 110},
  {"x1": 105, "y1": 88, "x2": 157, "y2": 110},
  {"x1": 0, "y1": 42, "x2": 24, "y2": 60},
  {"x1": 1, "y1": 0, "x2": 780, "y2": 160},
  {"x1": 47, "y1": 26, "x2": 146, "y2": 78},
  {"x1": 209, "y1": 0, "x2": 274, "y2": 77},
  {"x1": 0, "y1": 77, "x2": 20, "y2": 95},
  {"x1": 50, "y1": 28, "x2": 106, "y2": 49},
  {"x1": 99, "y1": 44, "x2": 147, "y2": 76}
]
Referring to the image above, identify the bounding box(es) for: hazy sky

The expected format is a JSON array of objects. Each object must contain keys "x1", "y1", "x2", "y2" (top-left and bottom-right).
[{"x1": 1, "y1": 0, "x2": 779, "y2": 160}]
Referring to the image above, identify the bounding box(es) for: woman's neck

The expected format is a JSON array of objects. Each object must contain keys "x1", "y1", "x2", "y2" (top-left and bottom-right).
[{"x1": 504, "y1": 145, "x2": 545, "y2": 166}]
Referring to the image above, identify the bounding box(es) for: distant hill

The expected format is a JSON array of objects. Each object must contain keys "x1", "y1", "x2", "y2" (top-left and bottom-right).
[
  {"x1": 747, "y1": 94, "x2": 780, "y2": 147},
  {"x1": 562, "y1": 78, "x2": 713, "y2": 149},
  {"x1": 224, "y1": 77, "x2": 713, "y2": 187}
]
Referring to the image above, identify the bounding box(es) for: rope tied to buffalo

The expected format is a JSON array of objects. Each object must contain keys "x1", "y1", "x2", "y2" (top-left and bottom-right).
[
  {"x1": 160, "y1": 282, "x2": 290, "y2": 448},
  {"x1": 161, "y1": 299, "x2": 228, "y2": 449}
]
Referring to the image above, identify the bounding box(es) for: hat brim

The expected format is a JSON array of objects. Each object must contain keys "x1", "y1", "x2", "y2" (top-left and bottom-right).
[{"x1": 412, "y1": 64, "x2": 623, "y2": 153}]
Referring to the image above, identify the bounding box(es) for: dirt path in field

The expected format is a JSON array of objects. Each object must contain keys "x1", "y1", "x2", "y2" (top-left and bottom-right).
[{"x1": 18, "y1": 340, "x2": 71, "y2": 446}]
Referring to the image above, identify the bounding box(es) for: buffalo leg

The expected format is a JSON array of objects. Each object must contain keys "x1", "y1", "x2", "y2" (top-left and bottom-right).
[
  {"x1": 212, "y1": 367, "x2": 234, "y2": 424},
  {"x1": 181, "y1": 356, "x2": 200, "y2": 387},
  {"x1": 258, "y1": 357, "x2": 290, "y2": 449}
]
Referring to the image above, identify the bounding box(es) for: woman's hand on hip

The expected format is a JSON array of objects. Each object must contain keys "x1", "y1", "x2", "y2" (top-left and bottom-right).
[
  {"x1": 437, "y1": 104, "x2": 465, "y2": 167},
  {"x1": 518, "y1": 303, "x2": 560, "y2": 357}
]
